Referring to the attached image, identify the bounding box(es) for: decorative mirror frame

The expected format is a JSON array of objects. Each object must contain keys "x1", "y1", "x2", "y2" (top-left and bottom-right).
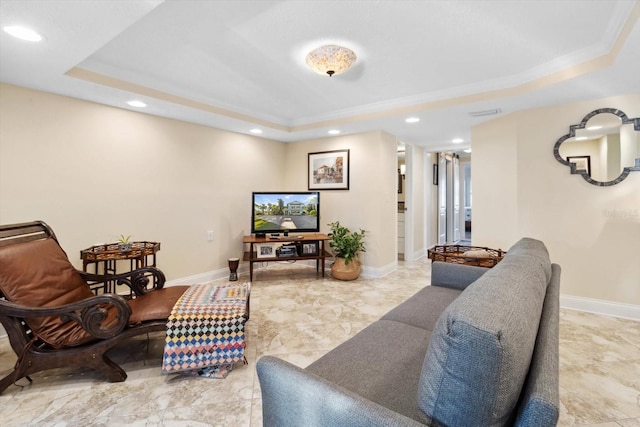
[{"x1": 554, "y1": 108, "x2": 640, "y2": 186}]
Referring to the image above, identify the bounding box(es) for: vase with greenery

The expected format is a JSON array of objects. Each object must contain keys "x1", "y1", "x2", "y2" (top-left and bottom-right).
[{"x1": 328, "y1": 221, "x2": 366, "y2": 280}]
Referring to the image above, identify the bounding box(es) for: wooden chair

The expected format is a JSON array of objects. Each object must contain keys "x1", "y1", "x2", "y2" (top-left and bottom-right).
[{"x1": 0, "y1": 221, "x2": 189, "y2": 394}]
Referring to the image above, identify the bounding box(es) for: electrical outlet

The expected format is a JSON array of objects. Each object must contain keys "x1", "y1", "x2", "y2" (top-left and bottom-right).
[{"x1": 207, "y1": 230, "x2": 214, "y2": 241}]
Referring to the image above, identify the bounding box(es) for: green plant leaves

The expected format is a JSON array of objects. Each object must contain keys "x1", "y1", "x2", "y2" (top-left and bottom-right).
[{"x1": 328, "y1": 221, "x2": 366, "y2": 265}]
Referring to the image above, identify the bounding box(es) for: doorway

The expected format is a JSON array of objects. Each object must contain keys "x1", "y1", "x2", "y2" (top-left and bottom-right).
[
  {"x1": 462, "y1": 161, "x2": 472, "y2": 243},
  {"x1": 397, "y1": 144, "x2": 406, "y2": 260},
  {"x1": 437, "y1": 152, "x2": 469, "y2": 245}
]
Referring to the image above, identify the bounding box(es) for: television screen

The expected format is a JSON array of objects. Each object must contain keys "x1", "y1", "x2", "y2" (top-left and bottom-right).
[{"x1": 252, "y1": 191, "x2": 320, "y2": 234}]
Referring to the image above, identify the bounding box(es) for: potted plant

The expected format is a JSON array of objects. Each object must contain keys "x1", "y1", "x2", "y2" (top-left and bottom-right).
[
  {"x1": 328, "y1": 221, "x2": 366, "y2": 281},
  {"x1": 117, "y1": 234, "x2": 132, "y2": 252}
]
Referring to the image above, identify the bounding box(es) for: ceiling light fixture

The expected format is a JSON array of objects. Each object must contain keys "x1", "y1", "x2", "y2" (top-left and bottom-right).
[
  {"x1": 587, "y1": 125, "x2": 602, "y2": 130},
  {"x1": 468, "y1": 108, "x2": 502, "y2": 117},
  {"x1": 127, "y1": 100, "x2": 147, "y2": 108},
  {"x1": 3, "y1": 25, "x2": 44, "y2": 42},
  {"x1": 306, "y1": 45, "x2": 356, "y2": 77},
  {"x1": 328, "y1": 129, "x2": 341, "y2": 135},
  {"x1": 464, "y1": 149, "x2": 472, "y2": 153},
  {"x1": 250, "y1": 129, "x2": 263, "y2": 134},
  {"x1": 405, "y1": 117, "x2": 420, "y2": 124},
  {"x1": 452, "y1": 138, "x2": 464, "y2": 143}
]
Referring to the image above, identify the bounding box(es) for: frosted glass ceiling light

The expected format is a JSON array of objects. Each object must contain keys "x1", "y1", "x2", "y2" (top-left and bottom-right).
[{"x1": 306, "y1": 45, "x2": 356, "y2": 77}]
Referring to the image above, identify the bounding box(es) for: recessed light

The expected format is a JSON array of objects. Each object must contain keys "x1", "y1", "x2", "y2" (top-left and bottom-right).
[
  {"x1": 575, "y1": 136, "x2": 588, "y2": 141},
  {"x1": 3, "y1": 25, "x2": 44, "y2": 42},
  {"x1": 468, "y1": 108, "x2": 501, "y2": 117},
  {"x1": 464, "y1": 149, "x2": 472, "y2": 153},
  {"x1": 452, "y1": 138, "x2": 464, "y2": 143},
  {"x1": 587, "y1": 125, "x2": 602, "y2": 130},
  {"x1": 127, "y1": 100, "x2": 147, "y2": 108},
  {"x1": 328, "y1": 129, "x2": 341, "y2": 135},
  {"x1": 250, "y1": 128, "x2": 263, "y2": 134},
  {"x1": 405, "y1": 117, "x2": 420, "y2": 124}
]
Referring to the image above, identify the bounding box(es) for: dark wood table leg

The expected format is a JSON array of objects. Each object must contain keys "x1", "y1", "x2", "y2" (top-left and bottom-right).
[{"x1": 321, "y1": 241, "x2": 325, "y2": 277}]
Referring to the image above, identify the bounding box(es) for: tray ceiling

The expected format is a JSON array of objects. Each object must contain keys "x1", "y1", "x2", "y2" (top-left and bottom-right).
[{"x1": 1, "y1": 0, "x2": 639, "y2": 150}]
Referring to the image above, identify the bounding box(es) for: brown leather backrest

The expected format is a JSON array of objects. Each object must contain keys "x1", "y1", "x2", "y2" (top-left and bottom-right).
[{"x1": 0, "y1": 238, "x2": 99, "y2": 348}]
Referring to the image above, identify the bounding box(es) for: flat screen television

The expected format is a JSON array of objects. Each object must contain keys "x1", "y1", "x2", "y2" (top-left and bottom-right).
[{"x1": 251, "y1": 191, "x2": 320, "y2": 234}]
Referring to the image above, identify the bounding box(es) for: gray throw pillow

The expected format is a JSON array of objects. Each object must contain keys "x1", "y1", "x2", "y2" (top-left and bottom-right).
[{"x1": 417, "y1": 238, "x2": 551, "y2": 426}]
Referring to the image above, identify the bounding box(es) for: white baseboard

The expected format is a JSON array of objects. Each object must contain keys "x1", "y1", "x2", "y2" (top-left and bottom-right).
[
  {"x1": 560, "y1": 294, "x2": 640, "y2": 321},
  {"x1": 165, "y1": 270, "x2": 219, "y2": 286},
  {"x1": 410, "y1": 248, "x2": 427, "y2": 262},
  {"x1": 165, "y1": 265, "x2": 251, "y2": 287},
  {"x1": 362, "y1": 261, "x2": 397, "y2": 279},
  {"x1": 166, "y1": 260, "x2": 396, "y2": 284}
]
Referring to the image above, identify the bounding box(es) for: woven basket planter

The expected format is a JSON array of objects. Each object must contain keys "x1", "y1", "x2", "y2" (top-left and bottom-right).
[
  {"x1": 331, "y1": 257, "x2": 361, "y2": 281},
  {"x1": 427, "y1": 245, "x2": 506, "y2": 268}
]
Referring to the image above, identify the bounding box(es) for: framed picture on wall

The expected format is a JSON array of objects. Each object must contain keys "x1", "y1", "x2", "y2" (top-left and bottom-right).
[
  {"x1": 567, "y1": 155, "x2": 591, "y2": 177},
  {"x1": 308, "y1": 149, "x2": 350, "y2": 190}
]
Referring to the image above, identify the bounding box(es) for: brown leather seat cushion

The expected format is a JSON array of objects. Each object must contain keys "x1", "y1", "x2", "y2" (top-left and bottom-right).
[
  {"x1": 127, "y1": 286, "x2": 189, "y2": 325},
  {"x1": 0, "y1": 238, "x2": 115, "y2": 348}
]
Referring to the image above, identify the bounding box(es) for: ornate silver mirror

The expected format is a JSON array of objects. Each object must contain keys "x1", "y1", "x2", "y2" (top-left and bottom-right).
[{"x1": 554, "y1": 108, "x2": 640, "y2": 186}]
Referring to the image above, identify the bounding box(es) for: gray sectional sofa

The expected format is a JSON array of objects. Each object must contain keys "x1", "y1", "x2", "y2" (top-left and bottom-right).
[{"x1": 257, "y1": 238, "x2": 560, "y2": 426}]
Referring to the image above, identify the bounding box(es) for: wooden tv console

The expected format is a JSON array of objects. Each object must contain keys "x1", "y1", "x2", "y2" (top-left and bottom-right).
[{"x1": 242, "y1": 233, "x2": 331, "y2": 282}]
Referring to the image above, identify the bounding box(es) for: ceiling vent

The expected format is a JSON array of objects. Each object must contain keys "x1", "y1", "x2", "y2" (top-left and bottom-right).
[{"x1": 468, "y1": 108, "x2": 502, "y2": 117}]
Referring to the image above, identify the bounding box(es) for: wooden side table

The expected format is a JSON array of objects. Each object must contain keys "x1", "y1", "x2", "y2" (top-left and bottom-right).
[
  {"x1": 80, "y1": 241, "x2": 160, "y2": 294},
  {"x1": 242, "y1": 233, "x2": 331, "y2": 281}
]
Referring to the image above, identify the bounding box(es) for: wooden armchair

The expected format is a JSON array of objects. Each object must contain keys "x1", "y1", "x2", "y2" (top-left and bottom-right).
[{"x1": 0, "y1": 221, "x2": 189, "y2": 394}]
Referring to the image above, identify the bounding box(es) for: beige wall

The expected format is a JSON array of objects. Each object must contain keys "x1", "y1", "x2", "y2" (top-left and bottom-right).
[
  {"x1": 473, "y1": 94, "x2": 640, "y2": 307},
  {"x1": 0, "y1": 83, "x2": 287, "y2": 280},
  {"x1": 284, "y1": 131, "x2": 399, "y2": 273},
  {"x1": 410, "y1": 145, "x2": 426, "y2": 258},
  {"x1": 0, "y1": 84, "x2": 398, "y2": 281}
]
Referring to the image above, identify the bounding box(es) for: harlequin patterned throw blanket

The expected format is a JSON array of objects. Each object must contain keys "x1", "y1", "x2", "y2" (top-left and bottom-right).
[{"x1": 162, "y1": 282, "x2": 250, "y2": 378}]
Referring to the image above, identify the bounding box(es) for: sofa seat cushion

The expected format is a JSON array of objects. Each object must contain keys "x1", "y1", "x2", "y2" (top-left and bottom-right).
[
  {"x1": 307, "y1": 319, "x2": 432, "y2": 424},
  {"x1": 127, "y1": 285, "x2": 189, "y2": 325},
  {"x1": 417, "y1": 237, "x2": 552, "y2": 427},
  {"x1": 381, "y1": 285, "x2": 461, "y2": 331}
]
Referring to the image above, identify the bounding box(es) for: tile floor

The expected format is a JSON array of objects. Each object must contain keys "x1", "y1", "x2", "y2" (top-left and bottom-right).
[{"x1": 1, "y1": 259, "x2": 639, "y2": 426}]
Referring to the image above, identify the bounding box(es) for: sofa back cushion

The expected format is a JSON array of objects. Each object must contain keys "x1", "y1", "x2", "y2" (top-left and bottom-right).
[
  {"x1": 0, "y1": 238, "x2": 99, "y2": 348},
  {"x1": 417, "y1": 238, "x2": 551, "y2": 426}
]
